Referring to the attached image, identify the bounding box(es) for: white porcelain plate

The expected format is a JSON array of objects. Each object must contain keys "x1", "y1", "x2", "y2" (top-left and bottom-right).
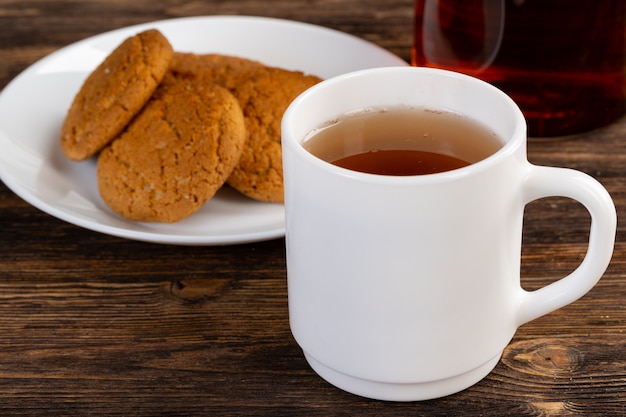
[{"x1": 0, "y1": 16, "x2": 407, "y2": 245}]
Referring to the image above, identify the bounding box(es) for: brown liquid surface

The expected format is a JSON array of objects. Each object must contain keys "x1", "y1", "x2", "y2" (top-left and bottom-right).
[
  {"x1": 304, "y1": 107, "x2": 503, "y2": 176},
  {"x1": 332, "y1": 149, "x2": 470, "y2": 176},
  {"x1": 412, "y1": 0, "x2": 626, "y2": 137}
]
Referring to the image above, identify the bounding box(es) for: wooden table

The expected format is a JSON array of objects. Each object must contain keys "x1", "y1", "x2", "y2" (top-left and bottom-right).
[{"x1": 0, "y1": 1, "x2": 624, "y2": 415}]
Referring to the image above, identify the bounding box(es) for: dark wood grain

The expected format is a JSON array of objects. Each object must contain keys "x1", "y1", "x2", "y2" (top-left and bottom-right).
[{"x1": 1, "y1": 1, "x2": 625, "y2": 415}]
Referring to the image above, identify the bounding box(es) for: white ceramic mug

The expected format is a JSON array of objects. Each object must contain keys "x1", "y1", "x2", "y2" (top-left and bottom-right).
[{"x1": 281, "y1": 67, "x2": 617, "y2": 401}]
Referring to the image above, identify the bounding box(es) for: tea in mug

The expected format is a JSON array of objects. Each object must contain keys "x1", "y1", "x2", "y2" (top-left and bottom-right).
[{"x1": 303, "y1": 107, "x2": 503, "y2": 176}]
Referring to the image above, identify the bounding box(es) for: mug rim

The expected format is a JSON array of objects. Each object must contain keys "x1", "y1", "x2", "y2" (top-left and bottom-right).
[{"x1": 282, "y1": 66, "x2": 527, "y2": 184}]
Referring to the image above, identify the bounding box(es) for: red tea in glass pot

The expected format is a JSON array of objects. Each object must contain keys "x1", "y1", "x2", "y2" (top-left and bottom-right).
[{"x1": 412, "y1": 0, "x2": 626, "y2": 137}]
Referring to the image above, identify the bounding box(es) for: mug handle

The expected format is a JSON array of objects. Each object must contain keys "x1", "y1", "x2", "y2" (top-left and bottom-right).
[{"x1": 516, "y1": 165, "x2": 617, "y2": 326}]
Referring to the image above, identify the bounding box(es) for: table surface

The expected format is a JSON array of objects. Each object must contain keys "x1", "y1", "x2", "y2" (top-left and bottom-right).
[{"x1": 1, "y1": 1, "x2": 625, "y2": 415}]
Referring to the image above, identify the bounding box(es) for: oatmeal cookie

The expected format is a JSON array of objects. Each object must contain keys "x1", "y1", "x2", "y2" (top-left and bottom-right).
[
  {"x1": 97, "y1": 78, "x2": 246, "y2": 223},
  {"x1": 61, "y1": 29, "x2": 173, "y2": 161},
  {"x1": 226, "y1": 67, "x2": 322, "y2": 203},
  {"x1": 167, "y1": 52, "x2": 263, "y2": 89}
]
